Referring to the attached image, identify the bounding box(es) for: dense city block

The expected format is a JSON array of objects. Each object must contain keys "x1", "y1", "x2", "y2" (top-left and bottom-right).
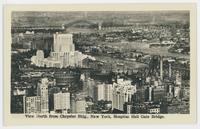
[{"x1": 11, "y1": 11, "x2": 190, "y2": 114}]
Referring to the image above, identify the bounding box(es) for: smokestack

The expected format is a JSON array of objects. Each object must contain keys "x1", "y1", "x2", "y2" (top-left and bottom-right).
[
  {"x1": 169, "y1": 62, "x2": 172, "y2": 78},
  {"x1": 149, "y1": 86, "x2": 152, "y2": 101},
  {"x1": 98, "y1": 22, "x2": 102, "y2": 30},
  {"x1": 160, "y1": 56, "x2": 163, "y2": 80},
  {"x1": 169, "y1": 85, "x2": 172, "y2": 94},
  {"x1": 168, "y1": 59, "x2": 175, "y2": 78}
]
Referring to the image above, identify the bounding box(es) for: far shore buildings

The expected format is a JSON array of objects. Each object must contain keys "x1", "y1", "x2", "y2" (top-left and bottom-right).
[{"x1": 31, "y1": 33, "x2": 95, "y2": 68}]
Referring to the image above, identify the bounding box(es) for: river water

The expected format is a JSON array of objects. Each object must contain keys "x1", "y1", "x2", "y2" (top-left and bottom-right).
[
  {"x1": 93, "y1": 41, "x2": 189, "y2": 71},
  {"x1": 107, "y1": 41, "x2": 189, "y2": 59}
]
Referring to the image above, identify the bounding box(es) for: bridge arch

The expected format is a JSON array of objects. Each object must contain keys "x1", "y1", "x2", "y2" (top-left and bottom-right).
[{"x1": 64, "y1": 20, "x2": 102, "y2": 30}]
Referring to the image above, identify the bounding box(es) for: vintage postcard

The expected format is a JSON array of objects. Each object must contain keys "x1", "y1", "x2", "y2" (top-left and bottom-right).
[{"x1": 3, "y1": 4, "x2": 197, "y2": 125}]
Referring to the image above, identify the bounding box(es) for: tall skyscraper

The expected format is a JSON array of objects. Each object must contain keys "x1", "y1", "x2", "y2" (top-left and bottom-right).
[
  {"x1": 105, "y1": 84, "x2": 113, "y2": 101},
  {"x1": 97, "y1": 84, "x2": 105, "y2": 101},
  {"x1": 112, "y1": 90, "x2": 125, "y2": 111},
  {"x1": 167, "y1": 59, "x2": 175, "y2": 78},
  {"x1": 31, "y1": 33, "x2": 95, "y2": 68},
  {"x1": 97, "y1": 84, "x2": 113, "y2": 101},
  {"x1": 37, "y1": 78, "x2": 49, "y2": 113},
  {"x1": 112, "y1": 79, "x2": 136, "y2": 111},
  {"x1": 25, "y1": 96, "x2": 41, "y2": 114},
  {"x1": 147, "y1": 86, "x2": 153, "y2": 102},
  {"x1": 87, "y1": 78, "x2": 95, "y2": 99},
  {"x1": 54, "y1": 92, "x2": 70, "y2": 113},
  {"x1": 71, "y1": 94, "x2": 76, "y2": 113},
  {"x1": 160, "y1": 56, "x2": 163, "y2": 80},
  {"x1": 53, "y1": 33, "x2": 74, "y2": 53}
]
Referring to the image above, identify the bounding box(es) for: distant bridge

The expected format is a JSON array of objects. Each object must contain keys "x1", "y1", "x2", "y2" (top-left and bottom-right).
[
  {"x1": 11, "y1": 25, "x2": 65, "y2": 33},
  {"x1": 64, "y1": 19, "x2": 99, "y2": 28},
  {"x1": 12, "y1": 19, "x2": 102, "y2": 33}
]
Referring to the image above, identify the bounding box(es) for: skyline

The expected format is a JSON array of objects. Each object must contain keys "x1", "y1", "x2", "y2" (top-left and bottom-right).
[
  {"x1": 10, "y1": 10, "x2": 191, "y2": 115},
  {"x1": 12, "y1": 11, "x2": 189, "y2": 27}
]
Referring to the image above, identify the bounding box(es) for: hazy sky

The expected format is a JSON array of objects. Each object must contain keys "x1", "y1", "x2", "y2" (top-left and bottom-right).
[{"x1": 12, "y1": 11, "x2": 189, "y2": 27}]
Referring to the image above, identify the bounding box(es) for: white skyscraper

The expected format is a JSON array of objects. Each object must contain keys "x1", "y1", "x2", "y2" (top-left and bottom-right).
[
  {"x1": 112, "y1": 90, "x2": 124, "y2": 111},
  {"x1": 148, "y1": 86, "x2": 153, "y2": 101},
  {"x1": 54, "y1": 92, "x2": 70, "y2": 113},
  {"x1": 105, "y1": 84, "x2": 113, "y2": 101},
  {"x1": 37, "y1": 78, "x2": 49, "y2": 113},
  {"x1": 112, "y1": 79, "x2": 136, "y2": 111},
  {"x1": 53, "y1": 33, "x2": 74, "y2": 53},
  {"x1": 97, "y1": 84, "x2": 113, "y2": 101},
  {"x1": 31, "y1": 33, "x2": 95, "y2": 68},
  {"x1": 98, "y1": 84, "x2": 105, "y2": 101}
]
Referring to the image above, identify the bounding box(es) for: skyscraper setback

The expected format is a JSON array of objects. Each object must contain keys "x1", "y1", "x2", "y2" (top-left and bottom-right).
[
  {"x1": 9, "y1": 10, "x2": 191, "y2": 119},
  {"x1": 37, "y1": 78, "x2": 49, "y2": 113},
  {"x1": 24, "y1": 78, "x2": 49, "y2": 114},
  {"x1": 31, "y1": 33, "x2": 95, "y2": 68},
  {"x1": 53, "y1": 33, "x2": 74, "y2": 53}
]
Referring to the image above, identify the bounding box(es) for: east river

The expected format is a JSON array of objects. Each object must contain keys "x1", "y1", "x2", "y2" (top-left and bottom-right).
[{"x1": 93, "y1": 41, "x2": 189, "y2": 71}]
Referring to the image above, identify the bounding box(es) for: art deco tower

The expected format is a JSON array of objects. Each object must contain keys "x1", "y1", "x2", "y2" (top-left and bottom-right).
[
  {"x1": 53, "y1": 33, "x2": 75, "y2": 52},
  {"x1": 37, "y1": 78, "x2": 49, "y2": 113}
]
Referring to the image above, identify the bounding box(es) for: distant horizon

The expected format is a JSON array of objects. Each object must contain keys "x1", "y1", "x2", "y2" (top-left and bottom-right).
[{"x1": 12, "y1": 11, "x2": 189, "y2": 27}]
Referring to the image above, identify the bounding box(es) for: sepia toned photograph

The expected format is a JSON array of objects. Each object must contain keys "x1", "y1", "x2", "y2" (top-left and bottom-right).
[{"x1": 3, "y1": 4, "x2": 197, "y2": 125}]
